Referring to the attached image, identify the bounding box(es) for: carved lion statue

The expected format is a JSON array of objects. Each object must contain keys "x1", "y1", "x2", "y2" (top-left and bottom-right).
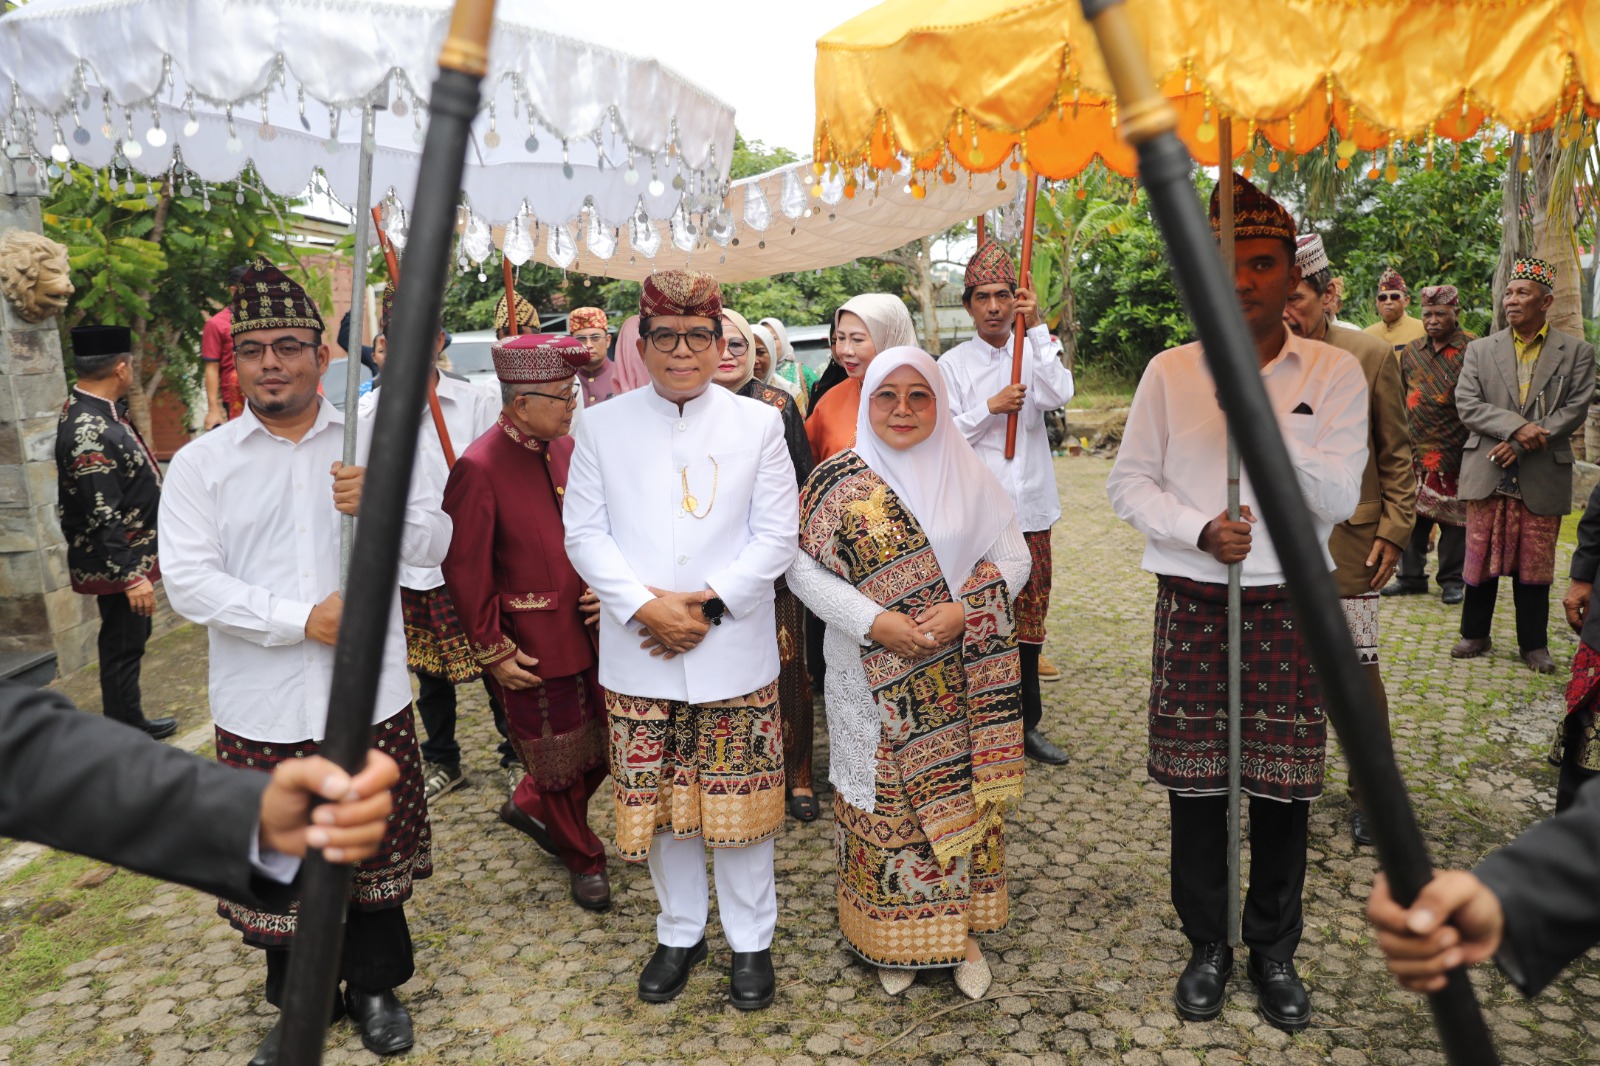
[{"x1": 0, "y1": 230, "x2": 74, "y2": 324}]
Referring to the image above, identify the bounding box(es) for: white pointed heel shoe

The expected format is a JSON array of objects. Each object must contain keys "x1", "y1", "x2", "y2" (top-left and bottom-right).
[
  {"x1": 953, "y1": 954, "x2": 992, "y2": 1000},
  {"x1": 878, "y1": 967, "x2": 915, "y2": 996}
]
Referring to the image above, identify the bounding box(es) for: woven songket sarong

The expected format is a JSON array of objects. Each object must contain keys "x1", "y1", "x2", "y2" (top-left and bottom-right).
[
  {"x1": 607, "y1": 681, "x2": 785, "y2": 861},
  {"x1": 1149, "y1": 575, "x2": 1325, "y2": 802},
  {"x1": 498, "y1": 669, "x2": 607, "y2": 792},
  {"x1": 774, "y1": 578, "x2": 814, "y2": 790},
  {"x1": 1549, "y1": 641, "x2": 1600, "y2": 772},
  {"x1": 1013, "y1": 529, "x2": 1053, "y2": 645},
  {"x1": 799, "y1": 450, "x2": 1024, "y2": 967},
  {"x1": 1464, "y1": 496, "x2": 1560, "y2": 587},
  {"x1": 214, "y1": 707, "x2": 432, "y2": 946},
  {"x1": 1340, "y1": 593, "x2": 1381, "y2": 666},
  {"x1": 399, "y1": 585, "x2": 481, "y2": 684}
]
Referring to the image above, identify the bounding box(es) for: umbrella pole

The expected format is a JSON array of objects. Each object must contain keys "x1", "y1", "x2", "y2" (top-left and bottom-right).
[
  {"x1": 501, "y1": 256, "x2": 521, "y2": 336},
  {"x1": 340, "y1": 121, "x2": 377, "y2": 585},
  {"x1": 1005, "y1": 172, "x2": 1040, "y2": 460},
  {"x1": 1218, "y1": 129, "x2": 1242, "y2": 950},
  {"x1": 1077, "y1": 2, "x2": 1497, "y2": 1063},
  {"x1": 277, "y1": 2, "x2": 498, "y2": 1062}
]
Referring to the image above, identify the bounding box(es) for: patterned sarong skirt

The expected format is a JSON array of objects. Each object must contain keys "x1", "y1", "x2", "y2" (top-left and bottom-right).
[
  {"x1": 497, "y1": 669, "x2": 607, "y2": 792},
  {"x1": 607, "y1": 680, "x2": 785, "y2": 861},
  {"x1": 1464, "y1": 496, "x2": 1560, "y2": 587},
  {"x1": 834, "y1": 718, "x2": 1008, "y2": 969},
  {"x1": 1148, "y1": 576, "x2": 1326, "y2": 801},
  {"x1": 213, "y1": 707, "x2": 432, "y2": 947},
  {"x1": 400, "y1": 585, "x2": 481, "y2": 684},
  {"x1": 1549, "y1": 641, "x2": 1600, "y2": 772},
  {"x1": 1013, "y1": 529, "x2": 1053, "y2": 645}
]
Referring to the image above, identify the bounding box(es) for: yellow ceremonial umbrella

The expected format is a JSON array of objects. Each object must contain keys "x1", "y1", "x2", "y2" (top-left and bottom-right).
[{"x1": 813, "y1": 0, "x2": 1600, "y2": 184}]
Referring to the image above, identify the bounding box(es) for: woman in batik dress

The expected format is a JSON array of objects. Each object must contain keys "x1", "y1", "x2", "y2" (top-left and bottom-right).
[
  {"x1": 719, "y1": 310, "x2": 821, "y2": 822},
  {"x1": 787, "y1": 347, "x2": 1027, "y2": 1000}
]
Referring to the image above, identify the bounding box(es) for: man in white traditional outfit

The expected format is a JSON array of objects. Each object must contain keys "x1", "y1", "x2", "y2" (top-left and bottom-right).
[
  {"x1": 564, "y1": 269, "x2": 799, "y2": 1011},
  {"x1": 159, "y1": 258, "x2": 450, "y2": 1064},
  {"x1": 938, "y1": 240, "x2": 1075, "y2": 765},
  {"x1": 1106, "y1": 179, "x2": 1369, "y2": 1033}
]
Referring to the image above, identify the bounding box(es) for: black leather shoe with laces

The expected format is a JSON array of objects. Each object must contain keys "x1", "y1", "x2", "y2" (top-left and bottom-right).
[
  {"x1": 1249, "y1": 952, "x2": 1311, "y2": 1032},
  {"x1": 1174, "y1": 941, "x2": 1232, "y2": 1021}
]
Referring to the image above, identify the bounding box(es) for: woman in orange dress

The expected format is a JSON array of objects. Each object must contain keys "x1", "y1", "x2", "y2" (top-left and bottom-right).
[{"x1": 805, "y1": 294, "x2": 918, "y2": 465}]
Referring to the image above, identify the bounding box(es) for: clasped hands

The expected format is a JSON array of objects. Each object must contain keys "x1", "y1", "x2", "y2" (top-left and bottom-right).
[
  {"x1": 1489, "y1": 423, "x2": 1550, "y2": 468},
  {"x1": 634, "y1": 587, "x2": 716, "y2": 659},
  {"x1": 870, "y1": 602, "x2": 964, "y2": 659}
]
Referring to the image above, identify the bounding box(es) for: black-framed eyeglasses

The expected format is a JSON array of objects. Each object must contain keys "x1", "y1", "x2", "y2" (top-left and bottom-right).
[
  {"x1": 647, "y1": 327, "x2": 717, "y2": 353},
  {"x1": 235, "y1": 336, "x2": 317, "y2": 362},
  {"x1": 517, "y1": 388, "x2": 577, "y2": 408}
]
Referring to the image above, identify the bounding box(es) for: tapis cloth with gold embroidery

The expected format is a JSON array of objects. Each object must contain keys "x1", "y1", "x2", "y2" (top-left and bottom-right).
[
  {"x1": 607, "y1": 681, "x2": 785, "y2": 861},
  {"x1": 798, "y1": 450, "x2": 1024, "y2": 868}
]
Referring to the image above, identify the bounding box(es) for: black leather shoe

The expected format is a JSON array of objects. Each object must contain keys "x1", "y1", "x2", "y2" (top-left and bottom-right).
[
  {"x1": 730, "y1": 948, "x2": 776, "y2": 1010},
  {"x1": 342, "y1": 986, "x2": 414, "y2": 1056},
  {"x1": 1350, "y1": 810, "x2": 1374, "y2": 847},
  {"x1": 139, "y1": 716, "x2": 179, "y2": 740},
  {"x1": 1023, "y1": 730, "x2": 1070, "y2": 765},
  {"x1": 1174, "y1": 941, "x2": 1232, "y2": 1021},
  {"x1": 1379, "y1": 581, "x2": 1426, "y2": 598},
  {"x1": 638, "y1": 939, "x2": 707, "y2": 1003},
  {"x1": 498, "y1": 799, "x2": 559, "y2": 857},
  {"x1": 248, "y1": 1018, "x2": 283, "y2": 1066},
  {"x1": 1249, "y1": 953, "x2": 1311, "y2": 1032},
  {"x1": 1441, "y1": 586, "x2": 1465, "y2": 605}
]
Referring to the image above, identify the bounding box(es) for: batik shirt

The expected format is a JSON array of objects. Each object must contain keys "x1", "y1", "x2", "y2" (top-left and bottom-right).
[{"x1": 54, "y1": 389, "x2": 162, "y2": 594}]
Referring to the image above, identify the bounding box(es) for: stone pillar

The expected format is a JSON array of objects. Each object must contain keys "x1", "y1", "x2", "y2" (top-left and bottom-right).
[{"x1": 0, "y1": 153, "x2": 95, "y2": 675}]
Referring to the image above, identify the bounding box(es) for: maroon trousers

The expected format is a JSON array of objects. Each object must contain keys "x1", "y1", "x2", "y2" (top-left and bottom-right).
[{"x1": 511, "y1": 765, "x2": 609, "y2": 875}]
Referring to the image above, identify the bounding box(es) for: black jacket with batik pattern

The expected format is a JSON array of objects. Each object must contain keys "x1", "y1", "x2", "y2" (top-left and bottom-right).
[{"x1": 54, "y1": 388, "x2": 162, "y2": 594}]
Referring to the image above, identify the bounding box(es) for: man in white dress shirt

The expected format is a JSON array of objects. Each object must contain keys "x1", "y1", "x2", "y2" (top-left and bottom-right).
[
  {"x1": 359, "y1": 286, "x2": 506, "y2": 804},
  {"x1": 1106, "y1": 179, "x2": 1369, "y2": 1033},
  {"x1": 159, "y1": 258, "x2": 450, "y2": 1064},
  {"x1": 565, "y1": 270, "x2": 798, "y2": 1011},
  {"x1": 938, "y1": 240, "x2": 1074, "y2": 765}
]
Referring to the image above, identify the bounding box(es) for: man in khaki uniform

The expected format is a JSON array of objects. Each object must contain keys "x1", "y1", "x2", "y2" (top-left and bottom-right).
[
  {"x1": 1363, "y1": 267, "x2": 1426, "y2": 356},
  {"x1": 1286, "y1": 235, "x2": 1416, "y2": 848}
]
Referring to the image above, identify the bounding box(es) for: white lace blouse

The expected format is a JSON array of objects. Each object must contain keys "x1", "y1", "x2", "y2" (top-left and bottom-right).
[{"x1": 785, "y1": 518, "x2": 1031, "y2": 813}]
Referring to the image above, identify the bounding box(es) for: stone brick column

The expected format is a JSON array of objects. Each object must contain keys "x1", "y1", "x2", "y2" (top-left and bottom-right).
[{"x1": 0, "y1": 153, "x2": 95, "y2": 674}]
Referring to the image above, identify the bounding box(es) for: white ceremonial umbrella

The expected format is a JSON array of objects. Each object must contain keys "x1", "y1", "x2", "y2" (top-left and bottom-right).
[{"x1": 0, "y1": 0, "x2": 734, "y2": 569}]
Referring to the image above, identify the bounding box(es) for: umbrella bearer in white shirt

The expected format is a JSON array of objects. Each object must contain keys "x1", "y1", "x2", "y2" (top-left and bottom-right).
[
  {"x1": 564, "y1": 270, "x2": 799, "y2": 1012},
  {"x1": 159, "y1": 258, "x2": 451, "y2": 1063},
  {"x1": 358, "y1": 284, "x2": 505, "y2": 806},
  {"x1": 1106, "y1": 178, "x2": 1368, "y2": 1034},
  {"x1": 938, "y1": 240, "x2": 1074, "y2": 766}
]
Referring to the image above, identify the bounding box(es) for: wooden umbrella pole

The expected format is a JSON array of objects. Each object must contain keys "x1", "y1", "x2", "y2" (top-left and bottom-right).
[
  {"x1": 501, "y1": 255, "x2": 521, "y2": 336},
  {"x1": 371, "y1": 205, "x2": 402, "y2": 283},
  {"x1": 369, "y1": 204, "x2": 452, "y2": 466},
  {"x1": 976, "y1": 213, "x2": 986, "y2": 245},
  {"x1": 1004, "y1": 172, "x2": 1040, "y2": 460}
]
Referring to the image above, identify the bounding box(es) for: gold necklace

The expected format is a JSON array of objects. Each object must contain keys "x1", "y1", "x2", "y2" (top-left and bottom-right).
[{"x1": 680, "y1": 455, "x2": 719, "y2": 518}]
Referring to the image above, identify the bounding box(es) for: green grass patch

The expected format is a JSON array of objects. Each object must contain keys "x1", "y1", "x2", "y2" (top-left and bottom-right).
[
  {"x1": 1067, "y1": 363, "x2": 1136, "y2": 410},
  {"x1": 0, "y1": 850, "x2": 165, "y2": 1028}
]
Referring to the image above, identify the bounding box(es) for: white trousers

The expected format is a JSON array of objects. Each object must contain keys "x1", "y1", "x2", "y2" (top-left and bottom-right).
[{"x1": 646, "y1": 833, "x2": 777, "y2": 953}]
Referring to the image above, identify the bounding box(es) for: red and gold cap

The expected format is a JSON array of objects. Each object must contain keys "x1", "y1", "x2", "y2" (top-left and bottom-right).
[
  {"x1": 491, "y1": 333, "x2": 589, "y2": 384},
  {"x1": 568, "y1": 306, "x2": 608, "y2": 332},
  {"x1": 640, "y1": 269, "x2": 722, "y2": 320},
  {"x1": 964, "y1": 239, "x2": 1018, "y2": 290},
  {"x1": 1209, "y1": 174, "x2": 1295, "y2": 244},
  {"x1": 1377, "y1": 266, "x2": 1408, "y2": 293}
]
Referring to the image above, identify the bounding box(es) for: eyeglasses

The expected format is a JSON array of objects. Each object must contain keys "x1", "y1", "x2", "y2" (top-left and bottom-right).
[
  {"x1": 235, "y1": 336, "x2": 317, "y2": 362},
  {"x1": 573, "y1": 332, "x2": 609, "y2": 344},
  {"x1": 724, "y1": 337, "x2": 749, "y2": 356},
  {"x1": 869, "y1": 388, "x2": 936, "y2": 413},
  {"x1": 647, "y1": 328, "x2": 718, "y2": 353},
  {"x1": 517, "y1": 388, "x2": 577, "y2": 408},
  {"x1": 1376, "y1": 293, "x2": 1405, "y2": 302}
]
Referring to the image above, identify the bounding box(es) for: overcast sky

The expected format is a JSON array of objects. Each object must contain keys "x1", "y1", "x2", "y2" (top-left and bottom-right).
[{"x1": 553, "y1": 0, "x2": 872, "y2": 157}]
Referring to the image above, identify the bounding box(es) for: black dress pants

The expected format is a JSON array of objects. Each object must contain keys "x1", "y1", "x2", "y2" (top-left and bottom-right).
[
  {"x1": 1019, "y1": 643, "x2": 1044, "y2": 734},
  {"x1": 1460, "y1": 577, "x2": 1550, "y2": 653},
  {"x1": 263, "y1": 904, "x2": 413, "y2": 1006},
  {"x1": 96, "y1": 592, "x2": 152, "y2": 726},
  {"x1": 1169, "y1": 792, "x2": 1310, "y2": 963},
  {"x1": 416, "y1": 672, "x2": 514, "y2": 769},
  {"x1": 1396, "y1": 517, "x2": 1466, "y2": 592}
]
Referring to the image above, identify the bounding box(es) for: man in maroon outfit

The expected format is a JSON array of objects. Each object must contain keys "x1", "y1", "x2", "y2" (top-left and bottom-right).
[{"x1": 441, "y1": 334, "x2": 611, "y2": 910}]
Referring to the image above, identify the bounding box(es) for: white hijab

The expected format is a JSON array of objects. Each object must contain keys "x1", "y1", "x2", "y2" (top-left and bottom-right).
[
  {"x1": 760, "y1": 316, "x2": 795, "y2": 368},
  {"x1": 750, "y1": 322, "x2": 798, "y2": 397},
  {"x1": 852, "y1": 347, "x2": 1016, "y2": 594},
  {"x1": 836, "y1": 293, "x2": 918, "y2": 354}
]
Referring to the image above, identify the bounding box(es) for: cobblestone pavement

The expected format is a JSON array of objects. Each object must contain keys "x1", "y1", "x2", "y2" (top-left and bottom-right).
[{"x1": 3, "y1": 456, "x2": 1596, "y2": 1065}]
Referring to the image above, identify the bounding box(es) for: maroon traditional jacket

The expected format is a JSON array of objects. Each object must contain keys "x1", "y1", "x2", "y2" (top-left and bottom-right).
[{"x1": 440, "y1": 415, "x2": 595, "y2": 681}]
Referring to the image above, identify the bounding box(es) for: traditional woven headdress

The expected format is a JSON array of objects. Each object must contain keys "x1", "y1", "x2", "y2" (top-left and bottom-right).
[
  {"x1": 494, "y1": 291, "x2": 538, "y2": 332},
  {"x1": 1510, "y1": 257, "x2": 1557, "y2": 289},
  {"x1": 568, "y1": 306, "x2": 608, "y2": 332},
  {"x1": 491, "y1": 334, "x2": 590, "y2": 384},
  {"x1": 964, "y1": 239, "x2": 1018, "y2": 289},
  {"x1": 230, "y1": 256, "x2": 324, "y2": 338},
  {"x1": 1419, "y1": 285, "x2": 1459, "y2": 307},
  {"x1": 1208, "y1": 175, "x2": 1295, "y2": 243},
  {"x1": 1377, "y1": 266, "x2": 1408, "y2": 293},
  {"x1": 640, "y1": 269, "x2": 722, "y2": 320},
  {"x1": 1294, "y1": 234, "x2": 1330, "y2": 277}
]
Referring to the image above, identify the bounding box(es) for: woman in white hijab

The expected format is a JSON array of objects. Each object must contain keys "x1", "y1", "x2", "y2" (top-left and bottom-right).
[
  {"x1": 759, "y1": 316, "x2": 817, "y2": 412},
  {"x1": 804, "y1": 294, "x2": 919, "y2": 465},
  {"x1": 787, "y1": 347, "x2": 1029, "y2": 1001}
]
